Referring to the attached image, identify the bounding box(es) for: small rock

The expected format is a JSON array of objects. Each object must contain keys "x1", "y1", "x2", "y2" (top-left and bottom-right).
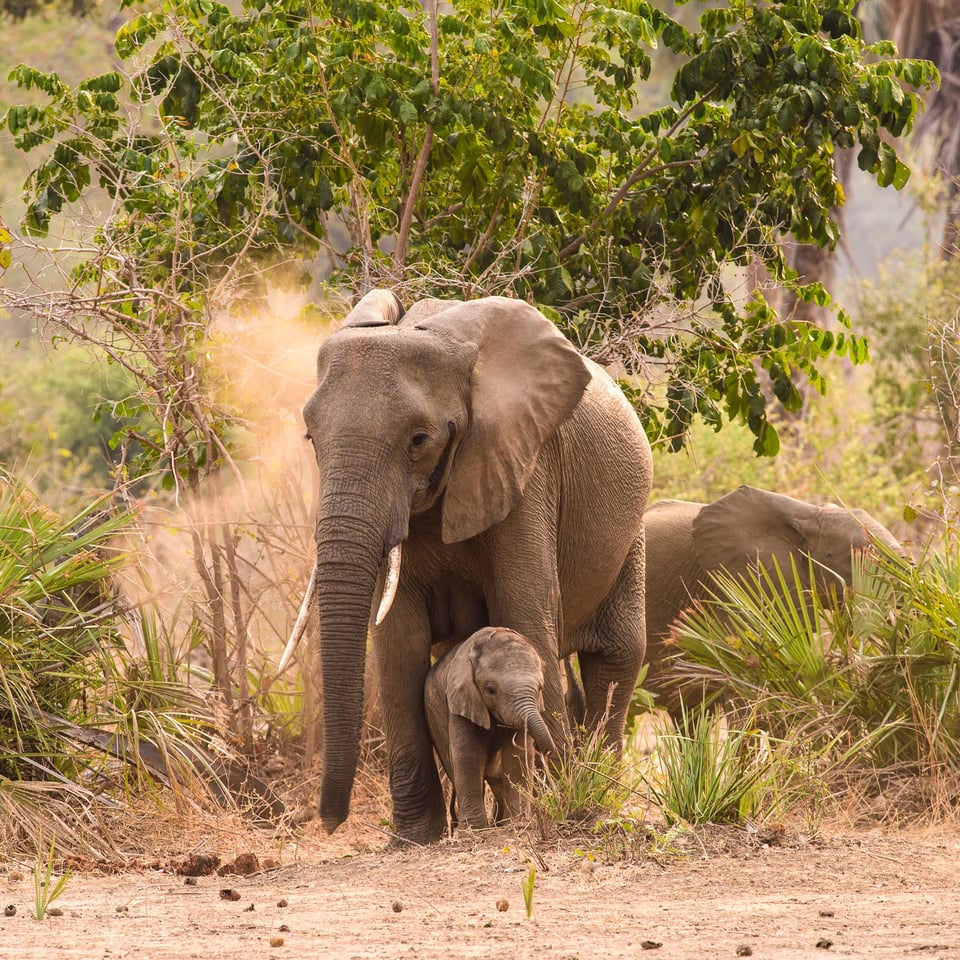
[
  {"x1": 496, "y1": 899, "x2": 509, "y2": 912},
  {"x1": 640, "y1": 941, "x2": 662, "y2": 951},
  {"x1": 736, "y1": 947, "x2": 753, "y2": 957},
  {"x1": 48, "y1": 907, "x2": 64, "y2": 918},
  {"x1": 816, "y1": 939, "x2": 833, "y2": 950},
  {"x1": 244, "y1": 903, "x2": 256, "y2": 912},
  {"x1": 184, "y1": 877, "x2": 197, "y2": 886},
  {"x1": 277, "y1": 899, "x2": 288, "y2": 908},
  {"x1": 279, "y1": 924, "x2": 290, "y2": 933},
  {"x1": 391, "y1": 901, "x2": 403, "y2": 913},
  {"x1": 819, "y1": 910, "x2": 835, "y2": 917},
  {"x1": 115, "y1": 905, "x2": 129, "y2": 914},
  {"x1": 219, "y1": 889, "x2": 242, "y2": 902},
  {"x1": 4, "y1": 905, "x2": 15, "y2": 917},
  {"x1": 269, "y1": 935, "x2": 284, "y2": 947}
]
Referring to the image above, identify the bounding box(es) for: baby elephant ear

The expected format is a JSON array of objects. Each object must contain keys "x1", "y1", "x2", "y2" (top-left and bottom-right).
[{"x1": 446, "y1": 634, "x2": 491, "y2": 729}]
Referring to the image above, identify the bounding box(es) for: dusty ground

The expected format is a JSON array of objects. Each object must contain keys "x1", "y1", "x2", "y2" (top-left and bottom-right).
[{"x1": 5, "y1": 797, "x2": 960, "y2": 960}]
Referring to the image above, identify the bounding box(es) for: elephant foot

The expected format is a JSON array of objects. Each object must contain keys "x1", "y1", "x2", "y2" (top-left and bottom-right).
[
  {"x1": 458, "y1": 820, "x2": 490, "y2": 831},
  {"x1": 388, "y1": 809, "x2": 449, "y2": 846}
]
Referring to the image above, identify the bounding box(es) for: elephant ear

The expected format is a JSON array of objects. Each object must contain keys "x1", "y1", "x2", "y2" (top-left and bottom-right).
[
  {"x1": 400, "y1": 297, "x2": 463, "y2": 326},
  {"x1": 412, "y1": 296, "x2": 592, "y2": 544},
  {"x1": 445, "y1": 634, "x2": 491, "y2": 729},
  {"x1": 340, "y1": 289, "x2": 405, "y2": 328},
  {"x1": 692, "y1": 485, "x2": 814, "y2": 581}
]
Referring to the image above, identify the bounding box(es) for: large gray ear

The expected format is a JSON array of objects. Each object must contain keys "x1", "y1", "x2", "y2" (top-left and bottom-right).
[
  {"x1": 413, "y1": 296, "x2": 591, "y2": 544},
  {"x1": 340, "y1": 289, "x2": 404, "y2": 328},
  {"x1": 692, "y1": 485, "x2": 813, "y2": 579},
  {"x1": 446, "y1": 633, "x2": 491, "y2": 729},
  {"x1": 399, "y1": 297, "x2": 462, "y2": 325}
]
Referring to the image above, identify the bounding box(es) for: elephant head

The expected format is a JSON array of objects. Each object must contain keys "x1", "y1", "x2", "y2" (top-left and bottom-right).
[
  {"x1": 294, "y1": 291, "x2": 589, "y2": 833},
  {"x1": 446, "y1": 627, "x2": 556, "y2": 757}
]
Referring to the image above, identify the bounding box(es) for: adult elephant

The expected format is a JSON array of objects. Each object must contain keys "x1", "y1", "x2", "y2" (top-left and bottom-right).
[
  {"x1": 642, "y1": 485, "x2": 902, "y2": 718},
  {"x1": 282, "y1": 290, "x2": 652, "y2": 843}
]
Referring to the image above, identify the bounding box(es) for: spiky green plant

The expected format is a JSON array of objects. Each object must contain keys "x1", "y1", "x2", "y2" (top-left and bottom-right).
[
  {"x1": 0, "y1": 475, "x2": 231, "y2": 854},
  {"x1": 521, "y1": 867, "x2": 536, "y2": 918},
  {"x1": 532, "y1": 722, "x2": 632, "y2": 827},
  {"x1": 640, "y1": 700, "x2": 820, "y2": 826},
  {"x1": 669, "y1": 541, "x2": 960, "y2": 781},
  {"x1": 32, "y1": 836, "x2": 70, "y2": 921}
]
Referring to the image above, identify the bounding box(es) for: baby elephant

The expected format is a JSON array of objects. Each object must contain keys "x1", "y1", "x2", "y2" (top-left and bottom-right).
[{"x1": 424, "y1": 626, "x2": 556, "y2": 830}]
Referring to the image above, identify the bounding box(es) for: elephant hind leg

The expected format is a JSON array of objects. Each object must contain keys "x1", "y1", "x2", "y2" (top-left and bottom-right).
[{"x1": 573, "y1": 536, "x2": 646, "y2": 755}]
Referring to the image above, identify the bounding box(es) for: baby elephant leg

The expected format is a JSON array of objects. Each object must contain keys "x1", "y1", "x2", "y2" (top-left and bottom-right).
[
  {"x1": 488, "y1": 731, "x2": 535, "y2": 824},
  {"x1": 449, "y1": 714, "x2": 491, "y2": 828}
]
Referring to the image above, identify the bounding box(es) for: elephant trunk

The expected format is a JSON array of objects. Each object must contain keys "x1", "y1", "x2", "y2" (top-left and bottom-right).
[
  {"x1": 314, "y1": 496, "x2": 391, "y2": 835},
  {"x1": 507, "y1": 700, "x2": 556, "y2": 757},
  {"x1": 525, "y1": 710, "x2": 557, "y2": 757}
]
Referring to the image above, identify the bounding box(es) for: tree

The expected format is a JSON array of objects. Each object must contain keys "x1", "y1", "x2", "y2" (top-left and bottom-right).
[
  {"x1": 0, "y1": 0, "x2": 93, "y2": 20},
  {"x1": 0, "y1": 0, "x2": 937, "y2": 735},
  {"x1": 2, "y1": 0, "x2": 937, "y2": 450},
  {"x1": 881, "y1": 0, "x2": 960, "y2": 257}
]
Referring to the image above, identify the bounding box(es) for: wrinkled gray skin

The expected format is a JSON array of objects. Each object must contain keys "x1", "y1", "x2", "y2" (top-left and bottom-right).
[
  {"x1": 302, "y1": 291, "x2": 651, "y2": 843},
  {"x1": 425, "y1": 626, "x2": 555, "y2": 830},
  {"x1": 642, "y1": 485, "x2": 902, "y2": 718}
]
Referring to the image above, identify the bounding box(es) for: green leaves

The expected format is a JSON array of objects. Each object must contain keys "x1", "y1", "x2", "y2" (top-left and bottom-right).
[
  {"x1": 2, "y1": 0, "x2": 939, "y2": 459},
  {"x1": 672, "y1": 545, "x2": 960, "y2": 780},
  {"x1": 0, "y1": 224, "x2": 11, "y2": 271}
]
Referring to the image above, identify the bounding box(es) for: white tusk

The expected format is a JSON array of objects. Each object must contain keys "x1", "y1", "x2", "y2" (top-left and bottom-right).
[
  {"x1": 278, "y1": 560, "x2": 317, "y2": 674},
  {"x1": 375, "y1": 543, "x2": 402, "y2": 626}
]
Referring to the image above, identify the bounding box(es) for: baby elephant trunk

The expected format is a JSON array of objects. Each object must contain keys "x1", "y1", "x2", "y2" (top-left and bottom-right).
[{"x1": 520, "y1": 709, "x2": 556, "y2": 757}]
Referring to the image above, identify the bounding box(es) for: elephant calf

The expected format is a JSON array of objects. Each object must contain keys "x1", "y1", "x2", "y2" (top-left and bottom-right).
[
  {"x1": 642, "y1": 485, "x2": 902, "y2": 720},
  {"x1": 424, "y1": 626, "x2": 556, "y2": 830}
]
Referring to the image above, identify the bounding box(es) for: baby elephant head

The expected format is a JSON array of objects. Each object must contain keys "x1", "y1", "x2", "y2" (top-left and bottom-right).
[{"x1": 449, "y1": 627, "x2": 557, "y2": 756}]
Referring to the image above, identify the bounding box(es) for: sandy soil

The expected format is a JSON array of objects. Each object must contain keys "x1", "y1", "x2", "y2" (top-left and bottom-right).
[{"x1": 5, "y1": 806, "x2": 960, "y2": 960}]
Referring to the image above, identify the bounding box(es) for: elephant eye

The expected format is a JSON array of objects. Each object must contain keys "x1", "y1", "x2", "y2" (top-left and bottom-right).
[
  {"x1": 408, "y1": 431, "x2": 429, "y2": 453},
  {"x1": 484, "y1": 682, "x2": 497, "y2": 696}
]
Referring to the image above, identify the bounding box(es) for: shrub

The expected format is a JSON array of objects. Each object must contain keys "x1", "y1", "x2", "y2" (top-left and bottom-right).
[{"x1": 669, "y1": 542, "x2": 960, "y2": 788}]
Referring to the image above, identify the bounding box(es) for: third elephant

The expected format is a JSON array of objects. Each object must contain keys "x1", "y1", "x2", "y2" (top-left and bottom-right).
[{"x1": 643, "y1": 485, "x2": 902, "y2": 719}]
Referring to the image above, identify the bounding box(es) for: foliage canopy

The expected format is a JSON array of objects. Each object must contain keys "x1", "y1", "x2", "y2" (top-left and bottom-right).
[{"x1": 1, "y1": 0, "x2": 940, "y2": 461}]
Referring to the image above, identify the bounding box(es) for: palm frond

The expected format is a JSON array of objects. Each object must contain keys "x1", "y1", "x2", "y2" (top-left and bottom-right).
[{"x1": 669, "y1": 540, "x2": 960, "y2": 783}]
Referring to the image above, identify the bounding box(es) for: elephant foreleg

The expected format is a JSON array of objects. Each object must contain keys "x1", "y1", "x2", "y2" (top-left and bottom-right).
[
  {"x1": 372, "y1": 592, "x2": 447, "y2": 843},
  {"x1": 489, "y1": 733, "x2": 533, "y2": 824},
  {"x1": 449, "y1": 714, "x2": 491, "y2": 829}
]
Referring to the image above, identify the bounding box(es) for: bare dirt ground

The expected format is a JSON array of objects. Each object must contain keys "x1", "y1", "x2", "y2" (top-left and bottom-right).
[{"x1": 5, "y1": 788, "x2": 960, "y2": 960}]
